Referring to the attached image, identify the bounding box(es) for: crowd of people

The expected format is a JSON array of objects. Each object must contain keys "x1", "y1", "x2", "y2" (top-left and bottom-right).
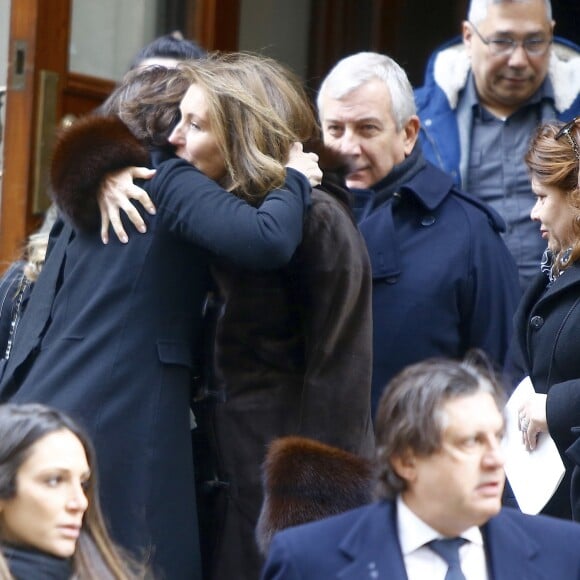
[{"x1": 0, "y1": 0, "x2": 580, "y2": 578}]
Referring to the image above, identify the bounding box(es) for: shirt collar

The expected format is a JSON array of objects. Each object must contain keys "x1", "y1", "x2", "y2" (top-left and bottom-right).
[
  {"x1": 463, "y1": 72, "x2": 480, "y2": 111},
  {"x1": 396, "y1": 495, "x2": 484, "y2": 555}
]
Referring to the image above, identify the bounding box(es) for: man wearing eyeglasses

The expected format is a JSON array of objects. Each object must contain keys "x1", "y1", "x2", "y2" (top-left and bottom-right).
[{"x1": 415, "y1": 0, "x2": 580, "y2": 289}]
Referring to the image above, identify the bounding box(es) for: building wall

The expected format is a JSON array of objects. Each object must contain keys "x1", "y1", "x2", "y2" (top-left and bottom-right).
[
  {"x1": 238, "y1": 0, "x2": 311, "y2": 79},
  {"x1": 0, "y1": 0, "x2": 10, "y2": 194},
  {"x1": 69, "y1": 0, "x2": 158, "y2": 80}
]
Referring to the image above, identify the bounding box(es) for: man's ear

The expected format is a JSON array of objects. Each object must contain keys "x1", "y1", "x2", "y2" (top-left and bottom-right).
[
  {"x1": 462, "y1": 20, "x2": 473, "y2": 50},
  {"x1": 403, "y1": 116, "x2": 420, "y2": 156},
  {"x1": 390, "y1": 448, "x2": 417, "y2": 484}
]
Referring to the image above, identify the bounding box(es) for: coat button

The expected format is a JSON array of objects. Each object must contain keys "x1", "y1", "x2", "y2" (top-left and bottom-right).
[
  {"x1": 529, "y1": 315, "x2": 544, "y2": 329},
  {"x1": 421, "y1": 215, "x2": 436, "y2": 226}
]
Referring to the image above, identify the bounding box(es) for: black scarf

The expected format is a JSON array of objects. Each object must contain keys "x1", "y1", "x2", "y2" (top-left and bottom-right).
[
  {"x1": 2, "y1": 545, "x2": 73, "y2": 579},
  {"x1": 369, "y1": 143, "x2": 427, "y2": 209}
]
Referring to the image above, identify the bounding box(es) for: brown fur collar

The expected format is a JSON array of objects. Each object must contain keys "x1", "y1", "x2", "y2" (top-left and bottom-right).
[
  {"x1": 50, "y1": 115, "x2": 149, "y2": 231},
  {"x1": 255, "y1": 436, "x2": 374, "y2": 555}
]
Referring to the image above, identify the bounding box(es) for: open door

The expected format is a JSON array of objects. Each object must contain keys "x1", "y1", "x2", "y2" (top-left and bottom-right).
[
  {"x1": 0, "y1": 0, "x2": 240, "y2": 268},
  {"x1": 1, "y1": 0, "x2": 75, "y2": 266}
]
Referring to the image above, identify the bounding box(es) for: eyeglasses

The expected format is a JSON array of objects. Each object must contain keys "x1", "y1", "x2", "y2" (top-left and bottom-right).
[
  {"x1": 555, "y1": 117, "x2": 580, "y2": 161},
  {"x1": 468, "y1": 21, "x2": 552, "y2": 57}
]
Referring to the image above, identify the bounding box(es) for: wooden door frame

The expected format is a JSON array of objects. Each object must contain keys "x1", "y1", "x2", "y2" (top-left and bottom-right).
[
  {"x1": 0, "y1": 0, "x2": 71, "y2": 266},
  {"x1": 0, "y1": 0, "x2": 240, "y2": 269},
  {"x1": 194, "y1": 0, "x2": 240, "y2": 51}
]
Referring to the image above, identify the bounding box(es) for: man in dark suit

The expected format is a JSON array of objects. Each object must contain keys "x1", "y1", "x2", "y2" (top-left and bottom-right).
[{"x1": 262, "y1": 356, "x2": 580, "y2": 579}]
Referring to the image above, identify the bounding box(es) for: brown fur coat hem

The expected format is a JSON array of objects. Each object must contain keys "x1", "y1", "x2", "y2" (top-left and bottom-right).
[{"x1": 256, "y1": 436, "x2": 375, "y2": 555}]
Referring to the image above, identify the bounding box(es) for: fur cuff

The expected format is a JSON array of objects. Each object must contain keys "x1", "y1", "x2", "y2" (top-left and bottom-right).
[
  {"x1": 549, "y1": 44, "x2": 580, "y2": 113},
  {"x1": 50, "y1": 115, "x2": 149, "y2": 231},
  {"x1": 255, "y1": 436, "x2": 374, "y2": 555}
]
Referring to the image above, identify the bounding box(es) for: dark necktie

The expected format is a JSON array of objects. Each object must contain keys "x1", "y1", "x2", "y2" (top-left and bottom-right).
[{"x1": 428, "y1": 537, "x2": 467, "y2": 580}]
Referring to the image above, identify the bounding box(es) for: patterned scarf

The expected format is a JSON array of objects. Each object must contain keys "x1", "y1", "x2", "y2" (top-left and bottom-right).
[{"x1": 540, "y1": 247, "x2": 573, "y2": 283}]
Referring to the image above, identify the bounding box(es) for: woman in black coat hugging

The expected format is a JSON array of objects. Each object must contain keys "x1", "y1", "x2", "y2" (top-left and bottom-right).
[
  {"x1": 94, "y1": 55, "x2": 374, "y2": 580},
  {"x1": 511, "y1": 118, "x2": 580, "y2": 520},
  {"x1": 0, "y1": 64, "x2": 318, "y2": 580}
]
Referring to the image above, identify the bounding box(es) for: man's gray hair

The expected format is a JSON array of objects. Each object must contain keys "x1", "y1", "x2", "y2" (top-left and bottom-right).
[
  {"x1": 467, "y1": 0, "x2": 552, "y2": 24},
  {"x1": 316, "y1": 52, "x2": 416, "y2": 131}
]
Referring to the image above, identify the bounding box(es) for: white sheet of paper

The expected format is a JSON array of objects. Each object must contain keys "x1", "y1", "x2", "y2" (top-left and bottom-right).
[{"x1": 503, "y1": 376, "x2": 566, "y2": 515}]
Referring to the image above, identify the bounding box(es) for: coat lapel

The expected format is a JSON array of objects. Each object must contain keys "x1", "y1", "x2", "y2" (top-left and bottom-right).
[
  {"x1": 337, "y1": 502, "x2": 407, "y2": 580},
  {"x1": 533, "y1": 263, "x2": 580, "y2": 309},
  {"x1": 0, "y1": 222, "x2": 72, "y2": 396},
  {"x1": 334, "y1": 504, "x2": 550, "y2": 580},
  {"x1": 483, "y1": 511, "x2": 544, "y2": 580},
  {"x1": 358, "y1": 201, "x2": 402, "y2": 280}
]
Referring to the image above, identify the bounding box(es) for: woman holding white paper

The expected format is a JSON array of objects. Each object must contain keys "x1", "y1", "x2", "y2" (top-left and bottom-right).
[{"x1": 509, "y1": 117, "x2": 580, "y2": 520}]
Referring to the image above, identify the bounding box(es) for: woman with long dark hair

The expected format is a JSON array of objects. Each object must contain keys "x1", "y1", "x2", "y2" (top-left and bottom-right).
[{"x1": 0, "y1": 403, "x2": 144, "y2": 579}]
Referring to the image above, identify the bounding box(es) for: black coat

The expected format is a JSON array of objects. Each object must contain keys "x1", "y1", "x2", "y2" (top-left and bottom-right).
[
  {"x1": 0, "y1": 117, "x2": 310, "y2": 579},
  {"x1": 510, "y1": 263, "x2": 580, "y2": 520}
]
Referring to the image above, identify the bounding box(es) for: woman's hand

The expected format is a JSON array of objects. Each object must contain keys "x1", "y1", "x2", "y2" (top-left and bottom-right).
[
  {"x1": 518, "y1": 394, "x2": 548, "y2": 451},
  {"x1": 286, "y1": 142, "x2": 322, "y2": 187},
  {"x1": 98, "y1": 167, "x2": 157, "y2": 244}
]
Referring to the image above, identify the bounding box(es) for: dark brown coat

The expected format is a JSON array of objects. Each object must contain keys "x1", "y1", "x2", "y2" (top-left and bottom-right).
[{"x1": 198, "y1": 185, "x2": 375, "y2": 580}]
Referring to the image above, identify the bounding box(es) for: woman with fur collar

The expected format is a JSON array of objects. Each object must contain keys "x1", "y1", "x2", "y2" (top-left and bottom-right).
[{"x1": 0, "y1": 64, "x2": 319, "y2": 580}]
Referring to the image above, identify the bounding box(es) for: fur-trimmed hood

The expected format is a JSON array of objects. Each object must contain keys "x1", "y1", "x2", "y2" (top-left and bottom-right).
[
  {"x1": 426, "y1": 36, "x2": 580, "y2": 112},
  {"x1": 255, "y1": 436, "x2": 374, "y2": 555},
  {"x1": 50, "y1": 115, "x2": 149, "y2": 231}
]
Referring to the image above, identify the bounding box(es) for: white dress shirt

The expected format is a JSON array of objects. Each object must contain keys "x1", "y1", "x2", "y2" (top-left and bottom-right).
[{"x1": 396, "y1": 496, "x2": 489, "y2": 580}]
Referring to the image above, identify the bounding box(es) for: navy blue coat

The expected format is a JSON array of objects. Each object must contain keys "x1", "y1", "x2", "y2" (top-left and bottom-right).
[
  {"x1": 0, "y1": 118, "x2": 310, "y2": 580},
  {"x1": 261, "y1": 501, "x2": 580, "y2": 579},
  {"x1": 354, "y1": 158, "x2": 521, "y2": 414}
]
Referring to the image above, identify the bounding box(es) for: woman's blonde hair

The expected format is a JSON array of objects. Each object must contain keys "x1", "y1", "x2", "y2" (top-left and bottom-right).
[
  {"x1": 525, "y1": 121, "x2": 580, "y2": 275},
  {"x1": 22, "y1": 232, "x2": 49, "y2": 284},
  {"x1": 176, "y1": 53, "x2": 319, "y2": 204}
]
